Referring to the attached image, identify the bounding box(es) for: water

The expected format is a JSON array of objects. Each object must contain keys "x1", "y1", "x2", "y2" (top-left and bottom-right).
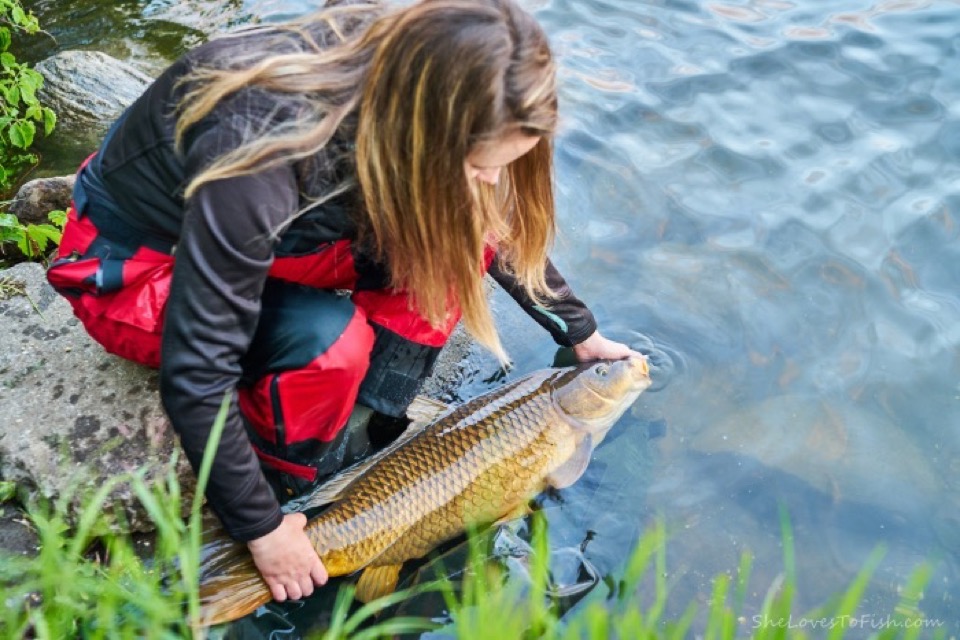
[{"x1": 20, "y1": 0, "x2": 960, "y2": 635}]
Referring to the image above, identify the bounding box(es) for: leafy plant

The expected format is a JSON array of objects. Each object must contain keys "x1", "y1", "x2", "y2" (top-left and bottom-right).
[
  {"x1": 0, "y1": 207, "x2": 64, "y2": 258},
  {"x1": 0, "y1": 0, "x2": 56, "y2": 194}
]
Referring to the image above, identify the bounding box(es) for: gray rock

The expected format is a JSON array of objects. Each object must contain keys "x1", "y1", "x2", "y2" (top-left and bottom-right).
[
  {"x1": 0, "y1": 262, "x2": 194, "y2": 533},
  {"x1": 7, "y1": 175, "x2": 75, "y2": 227},
  {"x1": 144, "y1": 0, "x2": 252, "y2": 36},
  {"x1": 420, "y1": 324, "x2": 475, "y2": 401},
  {"x1": 35, "y1": 51, "x2": 153, "y2": 130}
]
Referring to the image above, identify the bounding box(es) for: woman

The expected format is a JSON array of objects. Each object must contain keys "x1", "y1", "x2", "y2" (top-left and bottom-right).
[{"x1": 47, "y1": 0, "x2": 640, "y2": 605}]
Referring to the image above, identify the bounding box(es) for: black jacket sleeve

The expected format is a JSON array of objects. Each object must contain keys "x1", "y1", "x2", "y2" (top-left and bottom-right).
[
  {"x1": 488, "y1": 255, "x2": 598, "y2": 347},
  {"x1": 159, "y1": 122, "x2": 297, "y2": 542}
]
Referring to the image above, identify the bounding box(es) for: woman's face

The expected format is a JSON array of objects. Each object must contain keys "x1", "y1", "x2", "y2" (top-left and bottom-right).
[{"x1": 465, "y1": 133, "x2": 541, "y2": 185}]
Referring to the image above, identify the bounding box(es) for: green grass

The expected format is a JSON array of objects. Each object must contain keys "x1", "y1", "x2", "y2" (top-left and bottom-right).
[{"x1": 0, "y1": 408, "x2": 951, "y2": 639}]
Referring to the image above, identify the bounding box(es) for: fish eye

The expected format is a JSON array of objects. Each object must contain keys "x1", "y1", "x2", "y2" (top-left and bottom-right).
[{"x1": 595, "y1": 365, "x2": 608, "y2": 377}]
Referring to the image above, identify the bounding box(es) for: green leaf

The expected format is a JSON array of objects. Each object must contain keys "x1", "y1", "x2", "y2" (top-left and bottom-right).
[
  {"x1": 0, "y1": 480, "x2": 16, "y2": 502},
  {"x1": 0, "y1": 226, "x2": 22, "y2": 243},
  {"x1": 17, "y1": 78, "x2": 35, "y2": 104},
  {"x1": 19, "y1": 13, "x2": 40, "y2": 35},
  {"x1": 2, "y1": 83, "x2": 19, "y2": 106},
  {"x1": 8, "y1": 119, "x2": 34, "y2": 148},
  {"x1": 15, "y1": 233, "x2": 30, "y2": 255},
  {"x1": 20, "y1": 66, "x2": 41, "y2": 90},
  {"x1": 25, "y1": 103, "x2": 39, "y2": 120},
  {"x1": 11, "y1": 6, "x2": 26, "y2": 26},
  {"x1": 27, "y1": 223, "x2": 62, "y2": 247},
  {"x1": 48, "y1": 209, "x2": 67, "y2": 227},
  {"x1": 0, "y1": 212, "x2": 22, "y2": 230},
  {"x1": 42, "y1": 107, "x2": 55, "y2": 135},
  {"x1": 7, "y1": 121, "x2": 25, "y2": 147},
  {"x1": 21, "y1": 224, "x2": 60, "y2": 256},
  {"x1": 0, "y1": 27, "x2": 11, "y2": 53}
]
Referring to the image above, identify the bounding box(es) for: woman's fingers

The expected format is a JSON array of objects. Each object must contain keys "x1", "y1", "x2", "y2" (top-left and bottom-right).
[{"x1": 248, "y1": 512, "x2": 329, "y2": 602}]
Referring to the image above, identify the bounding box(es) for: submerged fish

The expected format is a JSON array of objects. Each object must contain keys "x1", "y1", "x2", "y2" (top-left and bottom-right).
[{"x1": 197, "y1": 356, "x2": 651, "y2": 626}]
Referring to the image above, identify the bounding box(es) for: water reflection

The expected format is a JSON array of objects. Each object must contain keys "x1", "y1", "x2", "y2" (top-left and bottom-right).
[{"x1": 21, "y1": 0, "x2": 960, "y2": 634}]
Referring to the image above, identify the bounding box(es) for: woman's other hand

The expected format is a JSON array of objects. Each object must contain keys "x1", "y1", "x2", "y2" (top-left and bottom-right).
[
  {"x1": 572, "y1": 330, "x2": 645, "y2": 362},
  {"x1": 247, "y1": 512, "x2": 329, "y2": 601}
]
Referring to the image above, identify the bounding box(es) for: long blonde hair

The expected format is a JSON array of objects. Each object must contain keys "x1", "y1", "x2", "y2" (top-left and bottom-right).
[{"x1": 175, "y1": 0, "x2": 559, "y2": 363}]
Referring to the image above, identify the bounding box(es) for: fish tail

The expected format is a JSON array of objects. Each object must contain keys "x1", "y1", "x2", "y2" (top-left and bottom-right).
[{"x1": 196, "y1": 543, "x2": 272, "y2": 627}]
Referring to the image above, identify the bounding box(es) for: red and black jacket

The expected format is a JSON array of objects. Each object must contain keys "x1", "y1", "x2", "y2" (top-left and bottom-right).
[{"x1": 79, "y1": 27, "x2": 597, "y2": 542}]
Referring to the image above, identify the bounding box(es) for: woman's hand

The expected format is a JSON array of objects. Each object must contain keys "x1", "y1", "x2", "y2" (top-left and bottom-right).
[
  {"x1": 572, "y1": 330, "x2": 645, "y2": 362},
  {"x1": 247, "y1": 512, "x2": 328, "y2": 601}
]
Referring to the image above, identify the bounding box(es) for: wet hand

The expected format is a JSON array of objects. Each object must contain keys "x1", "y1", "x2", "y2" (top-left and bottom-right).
[
  {"x1": 572, "y1": 330, "x2": 645, "y2": 362},
  {"x1": 247, "y1": 512, "x2": 328, "y2": 602}
]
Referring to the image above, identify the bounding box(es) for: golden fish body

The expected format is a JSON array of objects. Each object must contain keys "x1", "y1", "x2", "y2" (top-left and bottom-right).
[{"x1": 198, "y1": 356, "x2": 651, "y2": 626}]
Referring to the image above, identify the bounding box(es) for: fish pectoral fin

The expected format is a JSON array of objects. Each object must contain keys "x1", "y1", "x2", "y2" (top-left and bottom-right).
[
  {"x1": 406, "y1": 395, "x2": 451, "y2": 424},
  {"x1": 547, "y1": 436, "x2": 593, "y2": 489},
  {"x1": 355, "y1": 563, "x2": 403, "y2": 603}
]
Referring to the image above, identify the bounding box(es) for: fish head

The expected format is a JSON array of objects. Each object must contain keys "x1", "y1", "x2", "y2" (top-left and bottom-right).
[{"x1": 553, "y1": 356, "x2": 652, "y2": 438}]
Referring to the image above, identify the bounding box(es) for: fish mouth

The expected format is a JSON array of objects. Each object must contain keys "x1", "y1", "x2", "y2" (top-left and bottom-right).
[
  {"x1": 607, "y1": 357, "x2": 653, "y2": 396},
  {"x1": 625, "y1": 355, "x2": 652, "y2": 386}
]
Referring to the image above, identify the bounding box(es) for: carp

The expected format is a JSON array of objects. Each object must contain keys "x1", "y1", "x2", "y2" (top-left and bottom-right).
[{"x1": 196, "y1": 356, "x2": 651, "y2": 626}]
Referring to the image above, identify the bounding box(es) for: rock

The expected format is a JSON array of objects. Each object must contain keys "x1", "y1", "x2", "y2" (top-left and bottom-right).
[
  {"x1": 35, "y1": 51, "x2": 153, "y2": 131},
  {"x1": 0, "y1": 262, "x2": 194, "y2": 533},
  {"x1": 7, "y1": 175, "x2": 75, "y2": 227},
  {"x1": 144, "y1": 0, "x2": 252, "y2": 36}
]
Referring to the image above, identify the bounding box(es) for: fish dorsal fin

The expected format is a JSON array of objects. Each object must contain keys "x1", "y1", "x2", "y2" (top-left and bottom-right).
[
  {"x1": 546, "y1": 435, "x2": 594, "y2": 490},
  {"x1": 285, "y1": 407, "x2": 440, "y2": 513},
  {"x1": 406, "y1": 394, "x2": 451, "y2": 424}
]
